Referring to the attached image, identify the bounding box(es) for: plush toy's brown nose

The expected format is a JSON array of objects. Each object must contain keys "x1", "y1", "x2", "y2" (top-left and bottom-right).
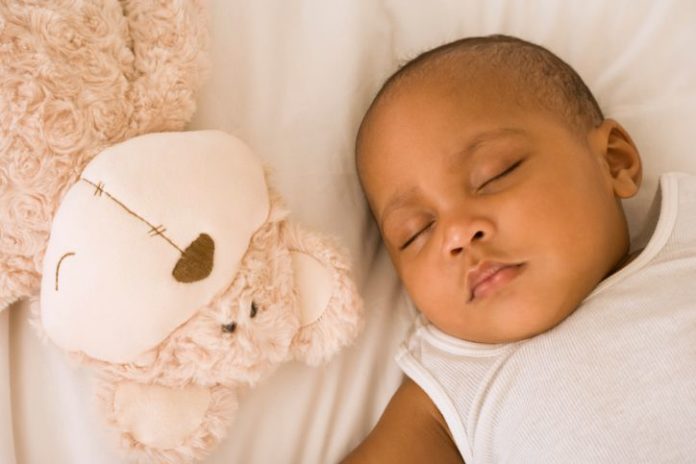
[{"x1": 172, "y1": 233, "x2": 214, "y2": 283}]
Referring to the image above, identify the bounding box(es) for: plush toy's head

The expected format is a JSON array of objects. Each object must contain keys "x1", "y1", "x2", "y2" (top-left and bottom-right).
[{"x1": 40, "y1": 130, "x2": 271, "y2": 365}]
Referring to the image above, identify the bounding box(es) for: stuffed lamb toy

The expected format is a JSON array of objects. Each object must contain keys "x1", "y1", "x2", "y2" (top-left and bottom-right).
[{"x1": 0, "y1": 2, "x2": 363, "y2": 463}]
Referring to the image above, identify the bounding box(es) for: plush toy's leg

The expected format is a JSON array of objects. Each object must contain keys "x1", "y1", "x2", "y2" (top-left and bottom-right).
[
  {"x1": 98, "y1": 378, "x2": 237, "y2": 463},
  {"x1": 283, "y1": 223, "x2": 364, "y2": 366},
  {"x1": 119, "y1": 0, "x2": 210, "y2": 134}
]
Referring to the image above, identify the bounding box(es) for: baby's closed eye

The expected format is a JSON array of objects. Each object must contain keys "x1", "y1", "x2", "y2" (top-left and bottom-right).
[
  {"x1": 474, "y1": 158, "x2": 525, "y2": 192},
  {"x1": 400, "y1": 221, "x2": 435, "y2": 250}
]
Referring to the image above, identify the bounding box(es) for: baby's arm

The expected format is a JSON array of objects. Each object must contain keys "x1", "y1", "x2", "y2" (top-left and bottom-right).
[{"x1": 342, "y1": 377, "x2": 464, "y2": 463}]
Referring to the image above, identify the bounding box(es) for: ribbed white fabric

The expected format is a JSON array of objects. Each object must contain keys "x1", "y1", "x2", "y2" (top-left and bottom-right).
[{"x1": 397, "y1": 172, "x2": 696, "y2": 463}]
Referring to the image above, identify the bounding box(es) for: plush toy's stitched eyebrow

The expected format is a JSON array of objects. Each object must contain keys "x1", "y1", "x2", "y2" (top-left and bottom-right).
[
  {"x1": 79, "y1": 177, "x2": 215, "y2": 283},
  {"x1": 55, "y1": 251, "x2": 76, "y2": 291},
  {"x1": 81, "y1": 177, "x2": 184, "y2": 253}
]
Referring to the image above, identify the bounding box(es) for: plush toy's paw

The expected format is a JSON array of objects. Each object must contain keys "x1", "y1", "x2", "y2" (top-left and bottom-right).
[
  {"x1": 99, "y1": 379, "x2": 238, "y2": 463},
  {"x1": 113, "y1": 382, "x2": 211, "y2": 449},
  {"x1": 284, "y1": 224, "x2": 364, "y2": 366}
]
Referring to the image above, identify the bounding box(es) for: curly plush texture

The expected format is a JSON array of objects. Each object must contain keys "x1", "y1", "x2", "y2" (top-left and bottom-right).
[{"x1": 0, "y1": 0, "x2": 209, "y2": 311}]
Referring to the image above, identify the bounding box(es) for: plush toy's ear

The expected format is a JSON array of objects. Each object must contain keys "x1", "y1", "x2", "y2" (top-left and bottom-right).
[{"x1": 284, "y1": 223, "x2": 364, "y2": 366}]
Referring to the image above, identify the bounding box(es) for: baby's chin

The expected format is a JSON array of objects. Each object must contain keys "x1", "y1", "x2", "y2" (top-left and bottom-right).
[
  {"x1": 446, "y1": 322, "x2": 559, "y2": 345},
  {"x1": 434, "y1": 298, "x2": 582, "y2": 345}
]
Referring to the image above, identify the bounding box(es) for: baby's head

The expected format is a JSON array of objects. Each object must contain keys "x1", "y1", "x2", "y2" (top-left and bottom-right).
[{"x1": 356, "y1": 35, "x2": 642, "y2": 343}]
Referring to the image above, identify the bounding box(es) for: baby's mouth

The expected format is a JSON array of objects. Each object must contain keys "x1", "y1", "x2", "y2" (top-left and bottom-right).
[{"x1": 467, "y1": 262, "x2": 524, "y2": 302}]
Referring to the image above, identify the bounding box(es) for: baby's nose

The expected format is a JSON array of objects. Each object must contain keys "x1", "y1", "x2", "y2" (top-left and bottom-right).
[
  {"x1": 443, "y1": 215, "x2": 493, "y2": 257},
  {"x1": 448, "y1": 230, "x2": 485, "y2": 256}
]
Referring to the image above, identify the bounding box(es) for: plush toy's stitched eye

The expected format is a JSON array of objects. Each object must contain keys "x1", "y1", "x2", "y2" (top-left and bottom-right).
[
  {"x1": 221, "y1": 322, "x2": 237, "y2": 333},
  {"x1": 250, "y1": 301, "x2": 258, "y2": 318}
]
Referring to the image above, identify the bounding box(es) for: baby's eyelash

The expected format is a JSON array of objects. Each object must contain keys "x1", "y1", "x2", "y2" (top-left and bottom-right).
[
  {"x1": 400, "y1": 222, "x2": 433, "y2": 250},
  {"x1": 479, "y1": 159, "x2": 523, "y2": 190}
]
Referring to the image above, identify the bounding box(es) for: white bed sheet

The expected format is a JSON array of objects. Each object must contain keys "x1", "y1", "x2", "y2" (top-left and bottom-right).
[{"x1": 4, "y1": 1, "x2": 696, "y2": 463}]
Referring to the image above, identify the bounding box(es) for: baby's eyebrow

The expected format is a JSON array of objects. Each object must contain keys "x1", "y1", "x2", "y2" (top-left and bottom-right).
[
  {"x1": 452, "y1": 127, "x2": 526, "y2": 162},
  {"x1": 380, "y1": 186, "x2": 421, "y2": 231}
]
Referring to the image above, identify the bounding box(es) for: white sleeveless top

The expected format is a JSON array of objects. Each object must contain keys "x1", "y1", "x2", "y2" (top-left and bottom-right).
[{"x1": 396, "y1": 172, "x2": 696, "y2": 463}]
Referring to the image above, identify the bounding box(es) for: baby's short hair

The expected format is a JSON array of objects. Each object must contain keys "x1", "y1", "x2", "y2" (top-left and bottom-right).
[{"x1": 363, "y1": 34, "x2": 604, "y2": 137}]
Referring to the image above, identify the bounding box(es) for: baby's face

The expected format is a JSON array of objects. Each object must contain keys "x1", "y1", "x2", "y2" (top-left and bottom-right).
[{"x1": 359, "y1": 74, "x2": 636, "y2": 343}]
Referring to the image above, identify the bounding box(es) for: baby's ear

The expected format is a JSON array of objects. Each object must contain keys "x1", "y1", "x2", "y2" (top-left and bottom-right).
[
  {"x1": 283, "y1": 223, "x2": 364, "y2": 366},
  {"x1": 593, "y1": 118, "x2": 642, "y2": 199}
]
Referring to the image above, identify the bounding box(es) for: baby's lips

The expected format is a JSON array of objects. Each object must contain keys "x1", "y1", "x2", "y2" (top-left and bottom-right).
[{"x1": 467, "y1": 261, "x2": 524, "y2": 302}]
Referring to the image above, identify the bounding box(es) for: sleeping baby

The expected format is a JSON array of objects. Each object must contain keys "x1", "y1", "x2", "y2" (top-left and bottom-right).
[{"x1": 344, "y1": 34, "x2": 696, "y2": 463}]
